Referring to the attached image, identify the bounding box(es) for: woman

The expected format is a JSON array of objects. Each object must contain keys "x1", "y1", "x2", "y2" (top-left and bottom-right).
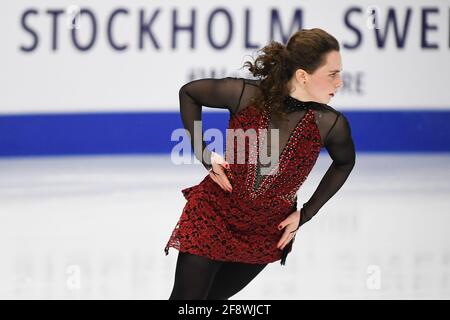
[{"x1": 165, "y1": 28, "x2": 356, "y2": 300}]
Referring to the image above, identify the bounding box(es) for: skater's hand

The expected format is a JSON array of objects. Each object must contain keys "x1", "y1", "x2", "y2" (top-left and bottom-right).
[
  {"x1": 208, "y1": 152, "x2": 233, "y2": 193},
  {"x1": 276, "y1": 210, "x2": 300, "y2": 250}
]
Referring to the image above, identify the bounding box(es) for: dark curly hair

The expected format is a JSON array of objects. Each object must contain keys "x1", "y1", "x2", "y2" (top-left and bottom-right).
[{"x1": 242, "y1": 28, "x2": 340, "y2": 121}]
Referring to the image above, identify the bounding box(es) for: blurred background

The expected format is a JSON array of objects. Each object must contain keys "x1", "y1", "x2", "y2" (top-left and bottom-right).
[{"x1": 1, "y1": 0, "x2": 449, "y2": 299}]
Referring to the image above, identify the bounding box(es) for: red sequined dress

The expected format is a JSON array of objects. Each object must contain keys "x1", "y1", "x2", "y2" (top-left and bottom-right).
[{"x1": 164, "y1": 77, "x2": 356, "y2": 265}]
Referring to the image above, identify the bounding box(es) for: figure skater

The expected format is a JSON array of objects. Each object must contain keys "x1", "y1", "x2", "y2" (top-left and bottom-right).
[{"x1": 165, "y1": 28, "x2": 356, "y2": 300}]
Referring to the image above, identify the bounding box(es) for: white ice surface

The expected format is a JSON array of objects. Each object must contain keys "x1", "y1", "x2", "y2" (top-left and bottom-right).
[{"x1": 0, "y1": 153, "x2": 449, "y2": 299}]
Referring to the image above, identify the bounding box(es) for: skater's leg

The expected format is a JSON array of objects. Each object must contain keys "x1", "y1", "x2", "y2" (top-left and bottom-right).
[
  {"x1": 169, "y1": 251, "x2": 223, "y2": 300},
  {"x1": 206, "y1": 261, "x2": 268, "y2": 300}
]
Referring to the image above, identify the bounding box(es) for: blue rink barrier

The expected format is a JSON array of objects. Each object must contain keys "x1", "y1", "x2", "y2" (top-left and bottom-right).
[{"x1": 0, "y1": 110, "x2": 449, "y2": 156}]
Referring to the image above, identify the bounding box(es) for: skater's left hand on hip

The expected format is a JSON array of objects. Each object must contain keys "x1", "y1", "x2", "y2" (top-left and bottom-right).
[{"x1": 276, "y1": 210, "x2": 301, "y2": 250}]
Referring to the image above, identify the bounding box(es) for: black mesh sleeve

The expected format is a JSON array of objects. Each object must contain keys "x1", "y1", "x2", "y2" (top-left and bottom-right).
[
  {"x1": 178, "y1": 77, "x2": 245, "y2": 171},
  {"x1": 295, "y1": 112, "x2": 356, "y2": 230}
]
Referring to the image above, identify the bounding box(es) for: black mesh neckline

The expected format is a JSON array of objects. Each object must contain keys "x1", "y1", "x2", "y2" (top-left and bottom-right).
[{"x1": 283, "y1": 95, "x2": 324, "y2": 113}]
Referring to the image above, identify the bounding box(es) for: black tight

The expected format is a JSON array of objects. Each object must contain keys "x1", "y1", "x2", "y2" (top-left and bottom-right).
[{"x1": 168, "y1": 251, "x2": 268, "y2": 300}]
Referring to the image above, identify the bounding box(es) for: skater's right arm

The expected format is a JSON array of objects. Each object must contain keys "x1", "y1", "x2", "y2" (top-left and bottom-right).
[{"x1": 178, "y1": 77, "x2": 245, "y2": 172}]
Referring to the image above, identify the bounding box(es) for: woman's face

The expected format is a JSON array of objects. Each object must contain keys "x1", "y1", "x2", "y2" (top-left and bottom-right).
[{"x1": 294, "y1": 50, "x2": 343, "y2": 104}]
